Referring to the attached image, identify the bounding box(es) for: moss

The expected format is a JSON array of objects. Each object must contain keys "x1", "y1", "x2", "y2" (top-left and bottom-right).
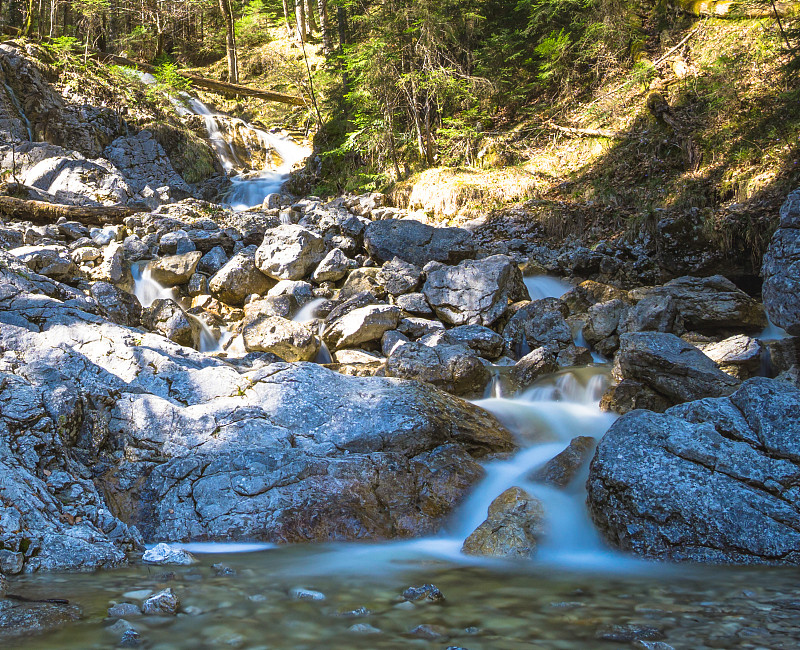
[{"x1": 144, "y1": 122, "x2": 220, "y2": 184}]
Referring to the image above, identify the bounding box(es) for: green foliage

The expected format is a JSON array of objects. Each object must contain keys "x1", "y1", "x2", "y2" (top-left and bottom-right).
[
  {"x1": 42, "y1": 36, "x2": 79, "y2": 67},
  {"x1": 534, "y1": 29, "x2": 572, "y2": 82},
  {"x1": 154, "y1": 61, "x2": 192, "y2": 93}
]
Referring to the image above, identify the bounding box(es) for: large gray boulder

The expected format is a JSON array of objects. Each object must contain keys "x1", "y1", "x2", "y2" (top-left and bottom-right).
[
  {"x1": 10, "y1": 245, "x2": 75, "y2": 280},
  {"x1": 423, "y1": 255, "x2": 528, "y2": 327},
  {"x1": 364, "y1": 219, "x2": 476, "y2": 267},
  {"x1": 242, "y1": 315, "x2": 319, "y2": 362},
  {"x1": 209, "y1": 245, "x2": 273, "y2": 305},
  {"x1": 144, "y1": 251, "x2": 202, "y2": 287},
  {"x1": 587, "y1": 378, "x2": 800, "y2": 564},
  {"x1": 385, "y1": 341, "x2": 490, "y2": 396},
  {"x1": 141, "y1": 298, "x2": 195, "y2": 347},
  {"x1": 255, "y1": 225, "x2": 325, "y2": 281},
  {"x1": 763, "y1": 188, "x2": 800, "y2": 335},
  {"x1": 502, "y1": 297, "x2": 572, "y2": 358},
  {"x1": 323, "y1": 304, "x2": 401, "y2": 349}
]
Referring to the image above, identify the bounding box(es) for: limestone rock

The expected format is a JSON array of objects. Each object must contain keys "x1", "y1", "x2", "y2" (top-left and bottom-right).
[
  {"x1": 10, "y1": 245, "x2": 75, "y2": 279},
  {"x1": 502, "y1": 298, "x2": 572, "y2": 358},
  {"x1": 90, "y1": 281, "x2": 142, "y2": 327},
  {"x1": 144, "y1": 251, "x2": 202, "y2": 287},
  {"x1": 323, "y1": 305, "x2": 401, "y2": 349},
  {"x1": 461, "y1": 487, "x2": 545, "y2": 559},
  {"x1": 588, "y1": 378, "x2": 800, "y2": 564},
  {"x1": 385, "y1": 341, "x2": 489, "y2": 396},
  {"x1": 419, "y1": 324, "x2": 504, "y2": 359},
  {"x1": 141, "y1": 299, "x2": 195, "y2": 347},
  {"x1": 242, "y1": 315, "x2": 320, "y2": 362},
  {"x1": 312, "y1": 247, "x2": 349, "y2": 283},
  {"x1": 142, "y1": 588, "x2": 180, "y2": 616},
  {"x1": 142, "y1": 543, "x2": 197, "y2": 565},
  {"x1": 255, "y1": 225, "x2": 325, "y2": 280},
  {"x1": 209, "y1": 246, "x2": 273, "y2": 305},
  {"x1": 701, "y1": 334, "x2": 763, "y2": 380},
  {"x1": 529, "y1": 436, "x2": 596, "y2": 488},
  {"x1": 364, "y1": 219, "x2": 476, "y2": 267},
  {"x1": 376, "y1": 257, "x2": 422, "y2": 296},
  {"x1": 511, "y1": 344, "x2": 559, "y2": 387},
  {"x1": 423, "y1": 255, "x2": 528, "y2": 327},
  {"x1": 763, "y1": 188, "x2": 800, "y2": 335},
  {"x1": 395, "y1": 292, "x2": 433, "y2": 316}
]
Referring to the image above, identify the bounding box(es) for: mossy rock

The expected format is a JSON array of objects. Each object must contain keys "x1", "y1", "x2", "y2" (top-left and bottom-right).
[{"x1": 143, "y1": 122, "x2": 222, "y2": 184}]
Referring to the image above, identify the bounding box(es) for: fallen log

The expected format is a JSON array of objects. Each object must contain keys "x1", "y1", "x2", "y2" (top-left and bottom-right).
[
  {"x1": 97, "y1": 53, "x2": 307, "y2": 107},
  {"x1": 545, "y1": 122, "x2": 624, "y2": 139},
  {"x1": 0, "y1": 192, "x2": 147, "y2": 226},
  {"x1": 671, "y1": 0, "x2": 798, "y2": 17}
]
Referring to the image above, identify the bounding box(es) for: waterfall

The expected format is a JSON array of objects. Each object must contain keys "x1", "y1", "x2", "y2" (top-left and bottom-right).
[{"x1": 3, "y1": 82, "x2": 34, "y2": 141}]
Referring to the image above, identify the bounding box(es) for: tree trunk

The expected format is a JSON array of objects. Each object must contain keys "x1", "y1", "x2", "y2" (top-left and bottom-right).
[
  {"x1": 0, "y1": 189, "x2": 147, "y2": 226},
  {"x1": 305, "y1": 0, "x2": 317, "y2": 33},
  {"x1": 282, "y1": 0, "x2": 292, "y2": 33},
  {"x1": 318, "y1": 0, "x2": 331, "y2": 52},
  {"x1": 21, "y1": 0, "x2": 34, "y2": 35},
  {"x1": 295, "y1": 0, "x2": 306, "y2": 42},
  {"x1": 218, "y1": 0, "x2": 238, "y2": 83}
]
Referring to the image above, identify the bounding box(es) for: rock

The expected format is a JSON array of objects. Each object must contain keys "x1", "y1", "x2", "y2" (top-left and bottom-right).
[
  {"x1": 339, "y1": 267, "x2": 385, "y2": 300},
  {"x1": 10, "y1": 245, "x2": 75, "y2": 279},
  {"x1": 599, "y1": 379, "x2": 672, "y2": 415},
  {"x1": 0, "y1": 572, "x2": 6, "y2": 598},
  {"x1": 263, "y1": 193, "x2": 281, "y2": 210},
  {"x1": 142, "y1": 543, "x2": 197, "y2": 565},
  {"x1": 267, "y1": 279, "x2": 314, "y2": 306},
  {"x1": 382, "y1": 330, "x2": 409, "y2": 356},
  {"x1": 701, "y1": 334, "x2": 763, "y2": 379},
  {"x1": 461, "y1": 487, "x2": 545, "y2": 559},
  {"x1": 529, "y1": 436, "x2": 596, "y2": 488},
  {"x1": 333, "y1": 349, "x2": 384, "y2": 364},
  {"x1": 502, "y1": 298, "x2": 572, "y2": 358},
  {"x1": 583, "y1": 298, "x2": 629, "y2": 355},
  {"x1": 0, "y1": 551, "x2": 23, "y2": 575},
  {"x1": 244, "y1": 295, "x2": 296, "y2": 320},
  {"x1": 142, "y1": 588, "x2": 180, "y2": 615},
  {"x1": 242, "y1": 315, "x2": 319, "y2": 362},
  {"x1": 621, "y1": 294, "x2": 684, "y2": 335},
  {"x1": 511, "y1": 345, "x2": 559, "y2": 387},
  {"x1": 212, "y1": 562, "x2": 236, "y2": 576},
  {"x1": 142, "y1": 299, "x2": 195, "y2": 347},
  {"x1": 90, "y1": 241, "x2": 126, "y2": 284},
  {"x1": 209, "y1": 246, "x2": 273, "y2": 305},
  {"x1": 607, "y1": 332, "x2": 741, "y2": 410},
  {"x1": 71, "y1": 245, "x2": 103, "y2": 264},
  {"x1": 255, "y1": 225, "x2": 325, "y2": 280},
  {"x1": 402, "y1": 584, "x2": 445, "y2": 602},
  {"x1": 562, "y1": 280, "x2": 628, "y2": 314},
  {"x1": 158, "y1": 230, "x2": 195, "y2": 255},
  {"x1": 289, "y1": 587, "x2": 326, "y2": 601},
  {"x1": 349, "y1": 623, "x2": 381, "y2": 634},
  {"x1": 364, "y1": 219, "x2": 476, "y2": 267},
  {"x1": 595, "y1": 624, "x2": 665, "y2": 643},
  {"x1": 0, "y1": 599, "x2": 82, "y2": 639},
  {"x1": 323, "y1": 304, "x2": 401, "y2": 349},
  {"x1": 107, "y1": 602, "x2": 143, "y2": 618},
  {"x1": 197, "y1": 246, "x2": 229, "y2": 276},
  {"x1": 395, "y1": 292, "x2": 433, "y2": 316},
  {"x1": 397, "y1": 316, "x2": 445, "y2": 339},
  {"x1": 763, "y1": 188, "x2": 800, "y2": 334},
  {"x1": 376, "y1": 257, "x2": 422, "y2": 296},
  {"x1": 423, "y1": 255, "x2": 528, "y2": 327},
  {"x1": 588, "y1": 377, "x2": 800, "y2": 564},
  {"x1": 557, "y1": 344, "x2": 594, "y2": 368},
  {"x1": 119, "y1": 628, "x2": 142, "y2": 648},
  {"x1": 324, "y1": 291, "x2": 378, "y2": 323},
  {"x1": 144, "y1": 251, "x2": 202, "y2": 287},
  {"x1": 386, "y1": 341, "x2": 490, "y2": 396},
  {"x1": 312, "y1": 248, "x2": 348, "y2": 282},
  {"x1": 420, "y1": 325, "x2": 504, "y2": 359},
  {"x1": 90, "y1": 282, "x2": 142, "y2": 327},
  {"x1": 632, "y1": 275, "x2": 766, "y2": 332},
  {"x1": 187, "y1": 273, "x2": 208, "y2": 297},
  {"x1": 409, "y1": 624, "x2": 447, "y2": 639}
]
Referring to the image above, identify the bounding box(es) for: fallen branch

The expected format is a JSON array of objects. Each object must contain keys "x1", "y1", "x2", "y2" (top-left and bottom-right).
[
  {"x1": 545, "y1": 122, "x2": 624, "y2": 139},
  {"x1": 653, "y1": 27, "x2": 700, "y2": 67},
  {"x1": 97, "y1": 53, "x2": 307, "y2": 107},
  {"x1": 0, "y1": 191, "x2": 147, "y2": 226}
]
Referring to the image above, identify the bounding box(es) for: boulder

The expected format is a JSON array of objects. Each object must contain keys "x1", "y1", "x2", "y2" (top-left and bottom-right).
[
  {"x1": 376, "y1": 257, "x2": 422, "y2": 296},
  {"x1": 141, "y1": 299, "x2": 195, "y2": 347},
  {"x1": 461, "y1": 487, "x2": 545, "y2": 559},
  {"x1": 144, "y1": 251, "x2": 202, "y2": 287},
  {"x1": 312, "y1": 247, "x2": 349, "y2": 283},
  {"x1": 197, "y1": 246, "x2": 229, "y2": 275},
  {"x1": 502, "y1": 298, "x2": 572, "y2": 358},
  {"x1": 10, "y1": 245, "x2": 75, "y2": 280},
  {"x1": 209, "y1": 246, "x2": 273, "y2": 305},
  {"x1": 397, "y1": 317, "x2": 445, "y2": 339},
  {"x1": 587, "y1": 378, "x2": 800, "y2": 564},
  {"x1": 90, "y1": 281, "x2": 142, "y2": 327},
  {"x1": 419, "y1": 324, "x2": 504, "y2": 359},
  {"x1": 762, "y1": 188, "x2": 800, "y2": 335},
  {"x1": 395, "y1": 292, "x2": 433, "y2": 316},
  {"x1": 529, "y1": 436, "x2": 595, "y2": 488},
  {"x1": 423, "y1": 255, "x2": 528, "y2": 327},
  {"x1": 364, "y1": 219, "x2": 476, "y2": 267},
  {"x1": 323, "y1": 305, "x2": 401, "y2": 349},
  {"x1": 510, "y1": 344, "x2": 559, "y2": 387},
  {"x1": 242, "y1": 315, "x2": 320, "y2": 362},
  {"x1": 621, "y1": 293, "x2": 684, "y2": 335},
  {"x1": 606, "y1": 332, "x2": 741, "y2": 411},
  {"x1": 385, "y1": 341, "x2": 490, "y2": 396},
  {"x1": 339, "y1": 267, "x2": 385, "y2": 300},
  {"x1": 255, "y1": 225, "x2": 325, "y2": 280},
  {"x1": 90, "y1": 241, "x2": 126, "y2": 285},
  {"x1": 701, "y1": 334, "x2": 763, "y2": 380}
]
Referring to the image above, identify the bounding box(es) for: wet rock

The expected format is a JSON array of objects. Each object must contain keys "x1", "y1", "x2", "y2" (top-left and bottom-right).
[
  {"x1": 600, "y1": 379, "x2": 672, "y2": 415},
  {"x1": 142, "y1": 588, "x2": 180, "y2": 615},
  {"x1": 395, "y1": 291, "x2": 433, "y2": 316},
  {"x1": 402, "y1": 584, "x2": 445, "y2": 602},
  {"x1": 588, "y1": 377, "x2": 800, "y2": 564},
  {"x1": 607, "y1": 332, "x2": 740, "y2": 410},
  {"x1": 10, "y1": 244, "x2": 75, "y2": 279},
  {"x1": 583, "y1": 298, "x2": 629, "y2": 355},
  {"x1": 502, "y1": 298, "x2": 572, "y2": 358},
  {"x1": 701, "y1": 334, "x2": 763, "y2": 380},
  {"x1": 242, "y1": 315, "x2": 319, "y2": 362},
  {"x1": 212, "y1": 563, "x2": 236, "y2": 576},
  {"x1": 119, "y1": 628, "x2": 142, "y2": 648},
  {"x1": 107, "y1": 602, "x2": 143, "y2": 618},
  {"x1": 209, "y1": 245, "x2": 273, "y2": 305},
  {"x1": 409, "y1": 624, "x2": 447, "y2": 639},
  {"x1": 312, "y1": 247, "x2": 348, "y2": 283},
  {"x1": 423, "y1": 255, "x2": 528, "y2": 327},
  {"x1": 621, "y1": 294, "x2": 684, "y2": 335},
  {"x1": 529, "y1": 436, "x2": 595, "y2": 488},
  {"x1": 595, "y1": 624, "x2": 665, "y2": 643},
  {"x1": 557, "y1": 344, "x2": 594, "y2": 367},
  {"x1": 376, "y1": 257, "x2": 423, "y2": 296},
  {"x1": 631, "y1": 275, "x2": 766, "y2": 332},
  {"x1": 290, "y1": 587, "x2": 326, "y2": 601},
  {"x1": 462, "y1": 486, "x2": 545, "y2": 559},
  {"x1": 511, "y1": 344, "x2": 559, "y2": 387},
  {"x1": 386, "y1": 341, "x2": 490, "y2": 396},
  {"x1": 0, "y1": 599, "x2": 82, "y2": 640},
  {"x1": 349, "y1": 623, "x2": 381, "y2": 634},
  {"x1": 142, "y1": 543, "x2": 198, "y2": 565},
  {"x1": 144, "y1": 251, "x2": 202, "y2": 287},
  {"x1": 364, "y1": 219, "x2": 476, "y2": 267},
  {"x1": 323, "y1": 304, "x2": 401, "y2": 349},
  {"x1": 255, "y1": 224, "x2": 325, "y2": 281},
  {"x1": 420, "y1": 324, "x2": 504, "y2": 359},
  {"x1": 763, "y1": 188, "x2": 800, "y2": 335},
  {"x1": 90, "y1": 281, "x2": 142, "y2": 327},
  {"x1": 142, "y1": 299, "x2": 194, "y2": 347}
]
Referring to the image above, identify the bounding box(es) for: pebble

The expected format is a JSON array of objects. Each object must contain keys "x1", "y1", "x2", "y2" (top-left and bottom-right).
[
  {"x1": 348, "y1": 623, "x2": 381, "y2": 634},
  {"x1": 289, "y1": 587, "x2": 326, "y2": 601},
  {"x1": 402, "y1": 583, "x2": 445, "y2": 602}
]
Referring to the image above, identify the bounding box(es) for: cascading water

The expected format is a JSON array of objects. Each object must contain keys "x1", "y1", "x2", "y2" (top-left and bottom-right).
[
  {"x1": 3, "y1": 82, "x2": 34, "y2": 141},
  {"x1": 292, "y1": 297, "x2": 333, "y2": 363}
]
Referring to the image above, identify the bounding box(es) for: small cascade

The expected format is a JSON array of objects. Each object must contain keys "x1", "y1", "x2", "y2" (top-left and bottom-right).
[
  {"x1": 3, "y1": 82, "x2": 34, "y2": 141},
  {"x1": 758, "y1": 315, "x2": 788, "y2": 341},
  {"x1": 523, "y1": 275, "x2": 573, "y2": 300},
  {"x1": 574, "y1": 324, "x2": 607, "y2": 363},
  {"x1": 292, "y1": 298, "x2": 332, "y2": 364}
]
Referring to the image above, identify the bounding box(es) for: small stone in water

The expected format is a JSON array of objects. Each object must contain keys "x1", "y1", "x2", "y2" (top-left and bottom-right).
[
  {"x1": 339, "y1": 606, "x2": 371, "y2": 617},
  {"x1": 142, "y1": 588, "x2": 181, "y2": 616},
  {"x1": 212, "y1": 563, "x2": 236, "y2": 576},
  {"x1": 107, "y1": 619, "x2": 137, "y2": 635},
  {"x1": 183, "y1": 605, "x2": 203, "y2": 616},
  {"x1": 394, "y1": 601, "x2": 415, "y2": 610},
  {"x1": 633, "y1": 642, "x2": 676, "y2": 650},
  {"x1": 289, "y1": 587, "x2": 326, "y2": 601},
  {"x1": 122, "y1": 590, "x2": 153, "y2": 601},
  {"x1": 596, "y1": 624, "x2": 665, "y2": 642},
  {"x1": 348, "y1": 623, "x2": 381, "y2": 634},
  {"x1": 402, "y1": 583, "x2": 445, "y2": 602},
  {"x1": 108, "y1": 602, "x2": 142, "y2": 618},
  {"x1": 409, "y1": 624, "x2": 447, "y2": 639},
  {"x1": 248, "y1": 594, "x2": 267, "y2": 602},
  {"x1": 119, "y1": 628, "x2": 142, "y2": 648},
  {"x1": 142, "y1": 543, "x2": 198, "y2": 566}
]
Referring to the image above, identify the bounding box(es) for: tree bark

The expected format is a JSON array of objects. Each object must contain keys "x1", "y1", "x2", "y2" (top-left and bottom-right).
[
  {"x1": 0, "y1": 190, "x2": 147, "y2": 226},
  {"x1": 318, "y1": 0, "x2": 331, "y2": 52},
  {"x1": 295, "y1": 0, "x2": 306, "y2": 42},
  {"x1": 282, "y1": 0, "x2": 292, "y2": 33},
  {"x1": 218, "y1": 0, "x2": 238, "y2": 83}
]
